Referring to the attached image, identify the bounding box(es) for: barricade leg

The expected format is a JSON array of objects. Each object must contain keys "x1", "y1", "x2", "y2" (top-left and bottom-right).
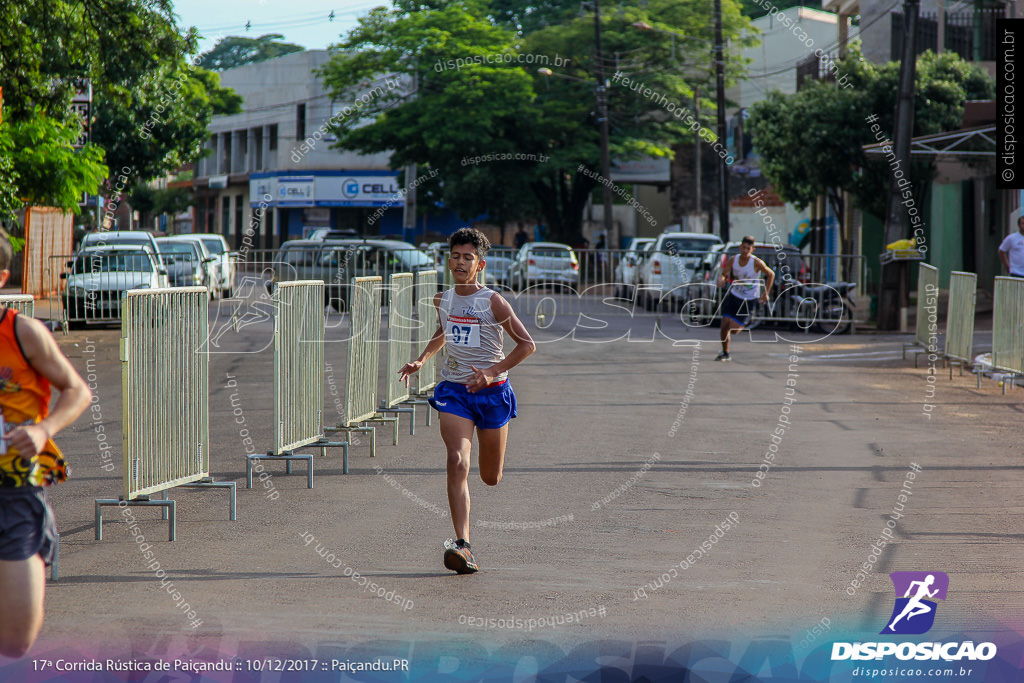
[
  {"x1": 315, "y1": 438, "x2": 350, "y2": 475},
  {"x1": 325, "y1": 425, "x2": 376, "y2": 458},
  {"x1": 180, "y1": 477, "x2": 237, "y2": 520},
  {"x1": 380, "y1": 402, "x2": 416, "y2": 436},
  {"x1": 246, "y1": 451, "x2": 314, "y2": 489},
  {"x1": 50, "y1": 533, "x2": 59, "y2": 582},
  {"x1": 95, "y1": 497, "x2": 176, "y2": 541},
  {"x1": 406, "y1": 397, "x2": 434, "y2": 427},
  {"x1": 363, "y1": 415, "x2": 400, "y2": 446}
]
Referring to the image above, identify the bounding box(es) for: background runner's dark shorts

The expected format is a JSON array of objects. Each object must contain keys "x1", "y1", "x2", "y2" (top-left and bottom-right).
[
  {"x1": 0, "y1": 487, "x2": 57, "y2": 564},
  {"x1": 430, "y1": 380, "x2": 517, "y2": 429},
  {"x1": 721, "y1": 291, "x2": 755, "y2": 326}
]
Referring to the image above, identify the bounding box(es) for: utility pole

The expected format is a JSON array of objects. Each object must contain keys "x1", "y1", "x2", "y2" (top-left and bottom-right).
[
  {"x1": 694, "y1": 86, "x2": 702, "y2": 227},
  {"x1": 879, "y1": 0, "x2": 919, "y2": 330},
  {"x1": 714, "y1": 0, "x2": 729, "y2": 240},
  {"x1": 594, "y1": 0, "x2": 615, "y2": 248}
]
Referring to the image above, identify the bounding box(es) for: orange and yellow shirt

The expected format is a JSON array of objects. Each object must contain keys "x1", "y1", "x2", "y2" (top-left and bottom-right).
[{"x1": 0, "y1": 308, "x2": 67, "y2": 487}]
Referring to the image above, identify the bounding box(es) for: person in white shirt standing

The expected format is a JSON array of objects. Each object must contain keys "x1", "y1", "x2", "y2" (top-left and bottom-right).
[{"x1": 998, "y1": 216, "x2": 1024, "y2": 278}]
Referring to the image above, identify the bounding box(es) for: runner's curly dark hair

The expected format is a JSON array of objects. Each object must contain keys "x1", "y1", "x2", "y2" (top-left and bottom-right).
[{"x1": 449, "y1": 227, "x2": 490, "y2": 257}]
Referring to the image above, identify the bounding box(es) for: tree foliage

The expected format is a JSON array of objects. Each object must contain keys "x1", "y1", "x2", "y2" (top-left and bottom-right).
[
  {"x1": 747, "y1": 47, "x2": 994, "y2": 233},
  {"x1": 0, "y1": 0, "x2": 241, "y2": 221},
  {"x1": 196, "y1": 34, "x2": 306, "y2": 71},
  {"x1": 318, "y1": 0, "x2": 754, "y2": 241},
  {"x1": 0, "y1": 113, "x2": 107, "y2": 211}
]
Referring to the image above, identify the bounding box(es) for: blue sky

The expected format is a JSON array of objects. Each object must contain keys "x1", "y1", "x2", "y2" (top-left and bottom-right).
[{"x1": 171, "y1": 0, "x2": 379, "y2": 53}]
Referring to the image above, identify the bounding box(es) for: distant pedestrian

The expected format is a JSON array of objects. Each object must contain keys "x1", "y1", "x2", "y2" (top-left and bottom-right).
[
  {"x1": 399, "y1": 227, "x2": 536, "y2": 574},
  {"x1": 998, "y1": 215, "x2": 1024, "y2": 278},
  {"x1": 514, "y1": 224, "x2": 529, "y2": 250},
  {"x1": 0, "y1": 230, "x2": 91, "y2": 658},
  {"x1": 715, "y1": 236, "x2": 774, "y2": 361}
]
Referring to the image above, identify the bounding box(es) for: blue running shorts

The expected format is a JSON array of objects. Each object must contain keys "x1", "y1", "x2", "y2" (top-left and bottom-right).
[
  {"x1": 429, "y1": 380, "x2": 518, "y2": 429},
  {"x1": 721, "y1": 291, "x2": 754, "y2": 326}
]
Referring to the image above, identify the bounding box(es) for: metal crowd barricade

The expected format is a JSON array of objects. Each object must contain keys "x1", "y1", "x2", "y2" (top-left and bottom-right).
[
  {"x1": 95, "y1": 287, "x2": 236, "y2": 542},
  {"x1": 406, "y1": 270, "x2": 438, "y2": 425},
  {"x1": 380, "y1": 273, "x2": 417, "y2": 434},
  {"x1": 324, "y1": 276, "x2": 399, "y2": 457},
  {"x1": 990, "y1": 277, "x2": 1024, "y2": 393},
  {"x1": 246, "y1": 281, "x2": 349, "y2": 485},
  {"x1": 944, "y1": 271, "x2": 977, "y2": 379},
  {"x1": 903, "y1": 263, "x2": 939, "y2": 362},
  {"x1": 0, "y1": 294, "x2": 36, "y2": 317}
]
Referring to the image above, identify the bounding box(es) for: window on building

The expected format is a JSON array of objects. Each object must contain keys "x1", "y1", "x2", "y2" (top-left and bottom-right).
[
  {"x1": 221, "y1": 195, "x2": 231, "y2": 235},
  {"x1": 221, "y1": 132, "x2": 232, "y2": 174},
  {"x1": 235, "y1": 194, "x2": 244, "y2": 248},
  {"x1": 296, "y1": 103, "x2": 306, "y2": 141},
  {"x1": 268, "y1": 124, "x2": 278, "y2": 151},
  {"x1": 253, "y1": 127, "x2": 263, "y2": 170}
]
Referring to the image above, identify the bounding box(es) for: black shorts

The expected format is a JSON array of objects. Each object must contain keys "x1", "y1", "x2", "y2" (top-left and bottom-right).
[
  {"x1": 721, "y1": 292, "x2": 756, "y2": 326},
  {"x1": 0, "y1": 487, "x2": 57, "y2": 564}
]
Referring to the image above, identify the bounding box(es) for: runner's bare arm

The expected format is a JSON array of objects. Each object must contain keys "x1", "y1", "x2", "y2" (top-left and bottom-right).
[
  {"x1": 7, "y1": 315, "x2": 91, "y2": 458},
  {"x1": 399, "y1": 291, "x2": 446, "y2": 385},
  {"x1": 754, "y1": 257, "x2": 775, "y2": 302},
  {"x1": 717, "y1": 257, "x2": 733, "y2": 288},
  {"x1": 465, "y1": 294, "x2": 536, "y2": 391}
]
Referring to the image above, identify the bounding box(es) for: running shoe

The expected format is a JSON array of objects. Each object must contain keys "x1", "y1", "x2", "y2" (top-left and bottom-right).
[
  {"x1": 443, "y1": 538, "x2": 479, "y2": 574},
  {"x1": 715, "y1": 352, "x2": 731, "y2": 362}
]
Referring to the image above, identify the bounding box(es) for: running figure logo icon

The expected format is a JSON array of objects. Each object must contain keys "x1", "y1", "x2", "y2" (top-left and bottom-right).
[{"x1": 881, "y1": 571, "x2": 949, "y2": 635}]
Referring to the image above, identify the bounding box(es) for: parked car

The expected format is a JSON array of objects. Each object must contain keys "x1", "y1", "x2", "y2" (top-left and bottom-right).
[
  {"x1": 80, "y1": 230, "x2": 160, "y2": 255},
  {"x1": 306, "y1": 227, "x2": 359, "y2": 240},
  {"x1": 483, "y1": 245, "x2": 516, "y2": 287},
  {"x1": 177, "y1": 234, "x2": 237, "y2": 298},
  {"x1": 636, "y1": 232, "x2": 723, "y2": 310},
  {"x1": 156, "y1": 237, "x2": 217, "y2": 294},
  {"x1": 269, "y1": 239, "x2": 437, "y2": 310},
  {"x1": 60, "y1": 246, "x2": 167, "y2": 325},
  {"x1": 614, "y1": 237, "x2": 656, "y2": 299},
  {"x1": 509, "y1": 242, "x2": 579, "y2": 290}
]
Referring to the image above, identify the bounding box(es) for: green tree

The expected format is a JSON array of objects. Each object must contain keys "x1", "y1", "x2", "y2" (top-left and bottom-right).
[
  {"x1": 0, "y1": 0, "x2": 242, "y2": 221},
  {"x1": 319, "y1": 0, "x2": 753, "y2": 242},
  {"x1": 747, "y1": 47, "x2": 994, "y2": 243},
  {"x1": 92, "y1": 62, "x2": 242, "y2": 185},
  {"x1": 196, "y1": 34, "x2": 306, "y2": 71},
  {"x1": 0, "y1": 113, "x2": 107, "y2": 213}
]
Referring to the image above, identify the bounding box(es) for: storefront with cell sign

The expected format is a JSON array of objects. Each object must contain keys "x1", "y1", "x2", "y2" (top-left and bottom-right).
[{"x1": 249, "y1": 170, "x2": 417, "y2": 239}]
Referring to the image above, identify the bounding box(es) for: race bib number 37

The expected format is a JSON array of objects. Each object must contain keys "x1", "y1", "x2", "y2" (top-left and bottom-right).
[{"x1": 446, "y1": 315, "x2": 481, "y2": 347}]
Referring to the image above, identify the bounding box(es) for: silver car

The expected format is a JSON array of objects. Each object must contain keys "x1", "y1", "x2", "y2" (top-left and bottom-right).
[
  {"x1": 61, "y1": 246, "x2": 166, "y2": 325},
  {"x1": 509, "y1": 242, "x2": 580, "y2": 290},
  {"x1": 156, "y1": 237, "x2": 217, "y2": 295}
]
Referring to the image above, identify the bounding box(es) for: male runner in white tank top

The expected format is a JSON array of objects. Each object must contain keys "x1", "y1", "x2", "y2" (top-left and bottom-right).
[
  {"x1": 399, "y1": 228, "x2": 536, "y2": 573},
  {"x1": 715, "y1": 236, "x2": 774, "y2": 361}
]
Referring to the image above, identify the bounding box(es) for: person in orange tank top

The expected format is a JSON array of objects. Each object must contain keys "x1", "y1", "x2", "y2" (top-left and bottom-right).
[{"x1": 0, "y1": 231, "x2": 91, "y2": 658}]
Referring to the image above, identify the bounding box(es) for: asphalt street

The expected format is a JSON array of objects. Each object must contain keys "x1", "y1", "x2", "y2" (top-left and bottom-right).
[{"x1": 4, "y1": 301, "x2": 1022, "y2": 680}]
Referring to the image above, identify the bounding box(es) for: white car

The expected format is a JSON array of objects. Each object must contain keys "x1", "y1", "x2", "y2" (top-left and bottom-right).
[
  {"x1": 80, "y1": 230, "x2": 160, "y2": 255},
  {"x1": 637, "y1": 232, "x2": 723, "y2": 310},
  {"x1": 509, "y1": 242, "x2": 579, "y2": 290},
  {"x1": 614, "y1": 237, "x2": 656, "y2": 299},
  {"x1": 156, "y1": 237, "x2": 217, "y2": 295},
  {"x1": 61, "y1": 246, "x2": 167, "y2": 324},
  {"x1": 176, "y1": 234, "x2": 237, "y2": 298}
]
